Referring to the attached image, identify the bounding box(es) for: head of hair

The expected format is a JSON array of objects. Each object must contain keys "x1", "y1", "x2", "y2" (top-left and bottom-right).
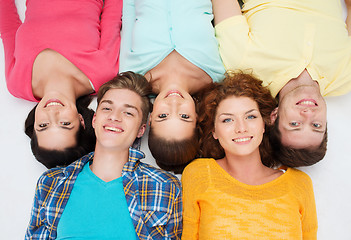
[
  {"x1": 24, "y1": 95, "x2": 96, "y2": 168},
  {"x1": 97, "y1": 71, "x2": 152, "y2": 125},
  {"x1": 269, "y1": 116, "x2": 327, "y2": 167},
  {"x1": 198, "y1": 71, "x2": 278, "y2": 167},
  {"x1": 148, "y1": 127, "x2": 199, "y2": 174}
]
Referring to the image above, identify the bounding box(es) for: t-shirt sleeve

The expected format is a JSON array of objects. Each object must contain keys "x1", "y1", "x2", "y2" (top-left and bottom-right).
[
  {"x1": 99, "y1": 0, "x2": 122, "y2": 71},
  {"x1": 0, "y1": 0, "x2": 22, "y2": 82},
  {"x1": 214, "y1": 15, "x2": 249, "y2": 70}
]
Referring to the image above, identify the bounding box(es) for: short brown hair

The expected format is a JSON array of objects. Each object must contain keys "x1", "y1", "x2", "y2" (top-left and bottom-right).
[
  {"x1": 198, "y1": 71, "x2": 278, "y2": 167},
  {"x1": 97, "y1": 71, "x2": 152, "y2": 124},
  {"x1": 148, "y1": 127, "x2": 199, "y2": 174},
  {"x1": 269, "y1": 116, "x2": 327, "y2": 167}
]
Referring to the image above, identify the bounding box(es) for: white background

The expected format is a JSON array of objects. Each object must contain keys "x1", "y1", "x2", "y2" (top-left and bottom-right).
[{"x1": 1, "y1": 0, "x2": 351, "y2": 239}]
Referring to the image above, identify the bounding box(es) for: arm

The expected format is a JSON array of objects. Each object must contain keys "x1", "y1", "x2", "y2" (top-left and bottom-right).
[
  {"x1": 119, "y1": 0, "x2": 135, "y2": 71},
  {"x1": 212, "y1": 0, "x2": 242, "y2": 26},
  {"x1": 25, "y1": 177, "x2": 49, "y2": 239},
  {"x1": 346, "y1": 0, "x2": 351, "y2": 35},
  {"x1": 164, "y1": 182, "x2": 183, "y2": 240},
  {"x1": 0, "y1": 0, "x2": 22, "y2": 81},
  {"x1": 301, "y1": 176, "x2": 318, "y2": 240},
  {"x1": 181, "y1": 168, "x2": 201, "y2": 240},
  {"x1": 98, "y1": 0, "x2": 123, "y2": 68}
]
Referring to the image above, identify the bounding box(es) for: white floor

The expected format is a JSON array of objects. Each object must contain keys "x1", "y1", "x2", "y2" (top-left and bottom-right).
[{"x1": 1, "y1": 1, "x2": 351, "y2": 239}]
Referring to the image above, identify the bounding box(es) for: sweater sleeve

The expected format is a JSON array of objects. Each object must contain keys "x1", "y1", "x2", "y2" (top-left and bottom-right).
[
  {"x1": 301, "y1": 175, "x2": 318, "y2": 240},
  {"x1": 0, "y1": 0, "x2": 22, "y2": 82},
  {"x1": 181, "y1": 160, "x2": 210, "y2": 240},
  {"x1": 99, "y1": 0, "x2": 122, "y2": 69}
]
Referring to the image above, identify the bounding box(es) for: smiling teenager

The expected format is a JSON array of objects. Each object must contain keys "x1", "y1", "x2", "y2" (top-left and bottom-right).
[
  {"x1": 119, "y1": 0, "x2": 225, "y2": 173},
  {"x1": 0, "y1": 0, "x2": 122, "y2": 168},
  {"x1": 181, "y1": 72, "x2": 317, "y2": 239},
  {"x1": 25, "y1": 72, "x2": 182, "y2": 239},
  {"x1": 211, "y1": 0, "x2": 351, "y2": 167}
]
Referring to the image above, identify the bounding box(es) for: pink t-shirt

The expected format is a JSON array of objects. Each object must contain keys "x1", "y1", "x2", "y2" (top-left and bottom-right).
[{"x1": 0, "y1": 0, "x2": 122, "y2": 101}]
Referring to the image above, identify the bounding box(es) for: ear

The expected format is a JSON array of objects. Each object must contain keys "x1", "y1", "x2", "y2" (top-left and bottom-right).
[
  {"x1": 270, "y1": 107, "x2": 278, "y2": 125},
  {"x1": 137, "y1": 124, "x2": 146, "y2": 138},
  {"x1": 148, "y1": 114, "x2": 152, "y2": 126},
  {"x1": 92, "y1": 113, "x2": 97, "y2": 129},
  {"x1": 78, "y1": 114, "x2": 86, "y2": 129},
  {"x1": 212, "y1": 130, "x2": 218, "y2": 140}
]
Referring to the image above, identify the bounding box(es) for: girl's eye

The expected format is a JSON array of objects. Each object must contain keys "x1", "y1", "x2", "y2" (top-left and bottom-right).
[
  {"x1": 61, "y1": 122, "x2": 71, "y2": 126},
  {"x1": 247, "y1": 115, "x2": 257, "y2": 119},
  {"x1": 39, "y1": 123, "x2": 48, "y2": 128},
  {"x1": 180, "y1": 114, "x2": 189, "y2": 119},
  {"x1": 312, "y1": 123, "x2": 322, "y2": 128},
  {"x1": 158, "y1": 113, "x2": 168, "y2": 118},
  {"x1": 223, "y1": 118, "x2": 232, "y2": 123},
  {"x1": 289, "y1": 122, "x2": 300, "y2": 127}
]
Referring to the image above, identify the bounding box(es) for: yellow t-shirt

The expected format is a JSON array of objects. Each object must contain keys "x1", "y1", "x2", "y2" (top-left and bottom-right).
[
  {"x1": 215, "y1": 0, "x2": 351, "y2": 97},
  {"x1": 181, "y1": 158, "x2": 317, "y2": 239}
]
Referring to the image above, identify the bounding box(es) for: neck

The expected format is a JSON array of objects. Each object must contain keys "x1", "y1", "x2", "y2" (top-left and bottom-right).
[
  {"x1": 32, "y1": 75, "x2": 93, "y2": 101},
  {"x1": 219, "y1": 150, "x2": 271, "y2": 185},
  {"x1": 151, "y1": 76, "x2": 192, "y2": 95},
  {"x1": 90, "y1": 144, "x2": 130, "y2": 182}
]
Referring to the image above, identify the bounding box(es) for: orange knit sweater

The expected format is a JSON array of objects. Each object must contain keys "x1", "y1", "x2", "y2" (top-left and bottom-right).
[{"x1": 181, "y1": 158, "x2": 317, "y2": 239}]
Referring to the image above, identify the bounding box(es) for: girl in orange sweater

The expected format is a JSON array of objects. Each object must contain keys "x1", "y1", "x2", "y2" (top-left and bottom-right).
[{"x1": 181, "y1": 72, "x2": 317, "y2": 239}]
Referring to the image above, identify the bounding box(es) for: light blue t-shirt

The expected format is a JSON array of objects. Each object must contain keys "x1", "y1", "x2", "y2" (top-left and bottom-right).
[
  {"x1": 56, "y1": 163, "x2": 137, "y2": 240},
  {"x1": 119, "y1": 0, "x2": 225, "y2": 82}
]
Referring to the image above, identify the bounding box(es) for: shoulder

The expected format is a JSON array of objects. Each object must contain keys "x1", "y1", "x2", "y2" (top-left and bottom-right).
[
  {"x1": 182, "y1": 158, "x2": 214, "y2": 178},
  {"x1": 286, "y1": 168, "x2": 314, "y2": 192}
]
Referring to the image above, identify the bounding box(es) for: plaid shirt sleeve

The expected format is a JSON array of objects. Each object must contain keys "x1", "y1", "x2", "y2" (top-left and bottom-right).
[
  {"x1": 163, "y1": 176, "x2": 183, "y2": 239},
  {"x1": 25, "y1": 174, "x2": 53, "y2": 239}
]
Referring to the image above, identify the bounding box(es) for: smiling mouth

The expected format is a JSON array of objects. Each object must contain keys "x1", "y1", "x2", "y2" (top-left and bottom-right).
[
  {"x1": 232, "y1": 137, "x2": 252, "y2": 143},
  {"x1": 45, "y1": 99, "x2": 64, "y2": 107},
  {"x1": 104, "y1": 126, "x2": 123, "y2": 133},
  {"x1": 296, "y1": 99, "x2": 317, "y2": 107},
  {"x1": 165, "y1": 90, "x2": 183, "y2": 98}
]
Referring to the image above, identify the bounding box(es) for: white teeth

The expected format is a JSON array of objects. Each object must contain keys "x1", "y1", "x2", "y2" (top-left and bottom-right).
[
  {"x1": 233, "y1": 137, "x2": 251, "y2": 143},
  {"x1": 299, "y1": 101, "x2": 316, "y2": 106},
  {"x1": 168, "y1": 93, "x2": 182, "y2": 97},
  {"x1": 105, "y1": 126, "x2": 122, "y2": 132},
  {"x1": 47, "y1": 102, "x2": 63, "y2": 107}
]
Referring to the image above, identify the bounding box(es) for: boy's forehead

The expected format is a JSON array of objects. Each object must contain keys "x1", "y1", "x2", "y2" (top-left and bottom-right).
[{"x1": 99, "y1": 88, "x2": 142, "y2": 109}]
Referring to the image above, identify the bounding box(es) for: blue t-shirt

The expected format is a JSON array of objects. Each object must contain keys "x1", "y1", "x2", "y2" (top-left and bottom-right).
[{"x1": 56, "y1": 163, "x2": 137, "y2": 239}]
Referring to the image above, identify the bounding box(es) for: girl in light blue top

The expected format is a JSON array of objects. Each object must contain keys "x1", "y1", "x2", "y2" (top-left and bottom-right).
[{"x1": 120, "y1": 0, "x2": 225, "y2": 173}]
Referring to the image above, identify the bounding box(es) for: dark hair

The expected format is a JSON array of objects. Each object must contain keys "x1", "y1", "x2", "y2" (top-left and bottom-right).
[
  {"x1": 148, "y1": 127, "x2": 199, "y2": 174},
  {"x1": 198, "y1": 71, "x2": 278, "y2": 167},
  {"x1": 269, "y1": 116, "x2": 328, "y2": 167},
  {"x1": 25, "y1": 95, "x2": 96, "y2": 168},
  {"x1": 97, "y1": 71, "x2": 152, "y2": 125}
]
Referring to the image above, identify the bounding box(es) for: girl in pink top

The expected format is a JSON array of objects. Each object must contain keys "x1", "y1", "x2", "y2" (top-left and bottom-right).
[{"x1": 0, "y1": 0, "x2": 122, "y2": 168}]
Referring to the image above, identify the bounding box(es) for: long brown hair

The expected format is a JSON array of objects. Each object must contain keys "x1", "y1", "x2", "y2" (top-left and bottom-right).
[{"x1": 198, "y1": 71, "x2": 278, "y2": 167}]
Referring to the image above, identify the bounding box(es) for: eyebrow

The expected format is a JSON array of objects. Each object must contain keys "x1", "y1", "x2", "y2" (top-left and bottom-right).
[
  {"x1": 154, "y1": 117, "x2": 194, "y2": 123},
  {"x1": 219, "y1": 109, "x2": 258, "y2": 116},
  {"x1": 283, "y1": 126, "x2": 325, "y2": 134},
  {"x1": 100, "y1": 100, "x2": 140, "y2": 112},
  {"x1": 35, "y1": 125, "x2": 75, "y2": 132}
]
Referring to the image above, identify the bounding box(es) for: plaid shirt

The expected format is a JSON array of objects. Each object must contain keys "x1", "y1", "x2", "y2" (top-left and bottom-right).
[{"x1": 25, "y1": 148, "x2": 182, "y2": 239}]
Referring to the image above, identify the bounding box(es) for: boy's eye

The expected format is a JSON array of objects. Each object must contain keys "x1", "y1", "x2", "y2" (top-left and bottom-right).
[
  {"x1": 180, "y1": 114, "x2": 189, "y2": 119},
  {"x1": 289, "y1": 122, "x2": 300, "y2": 127}
]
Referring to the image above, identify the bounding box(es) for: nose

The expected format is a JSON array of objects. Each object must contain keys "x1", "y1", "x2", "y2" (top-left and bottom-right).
[
  {"x1": 235, "y1": 119, "x2": 247, "y2": 134},
  {"x1": 108, "y1": 111, "x2": 122, "y2": 122},
  {"x1": 300, "y1": 108, "x2": 316, "y2": 118}
]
